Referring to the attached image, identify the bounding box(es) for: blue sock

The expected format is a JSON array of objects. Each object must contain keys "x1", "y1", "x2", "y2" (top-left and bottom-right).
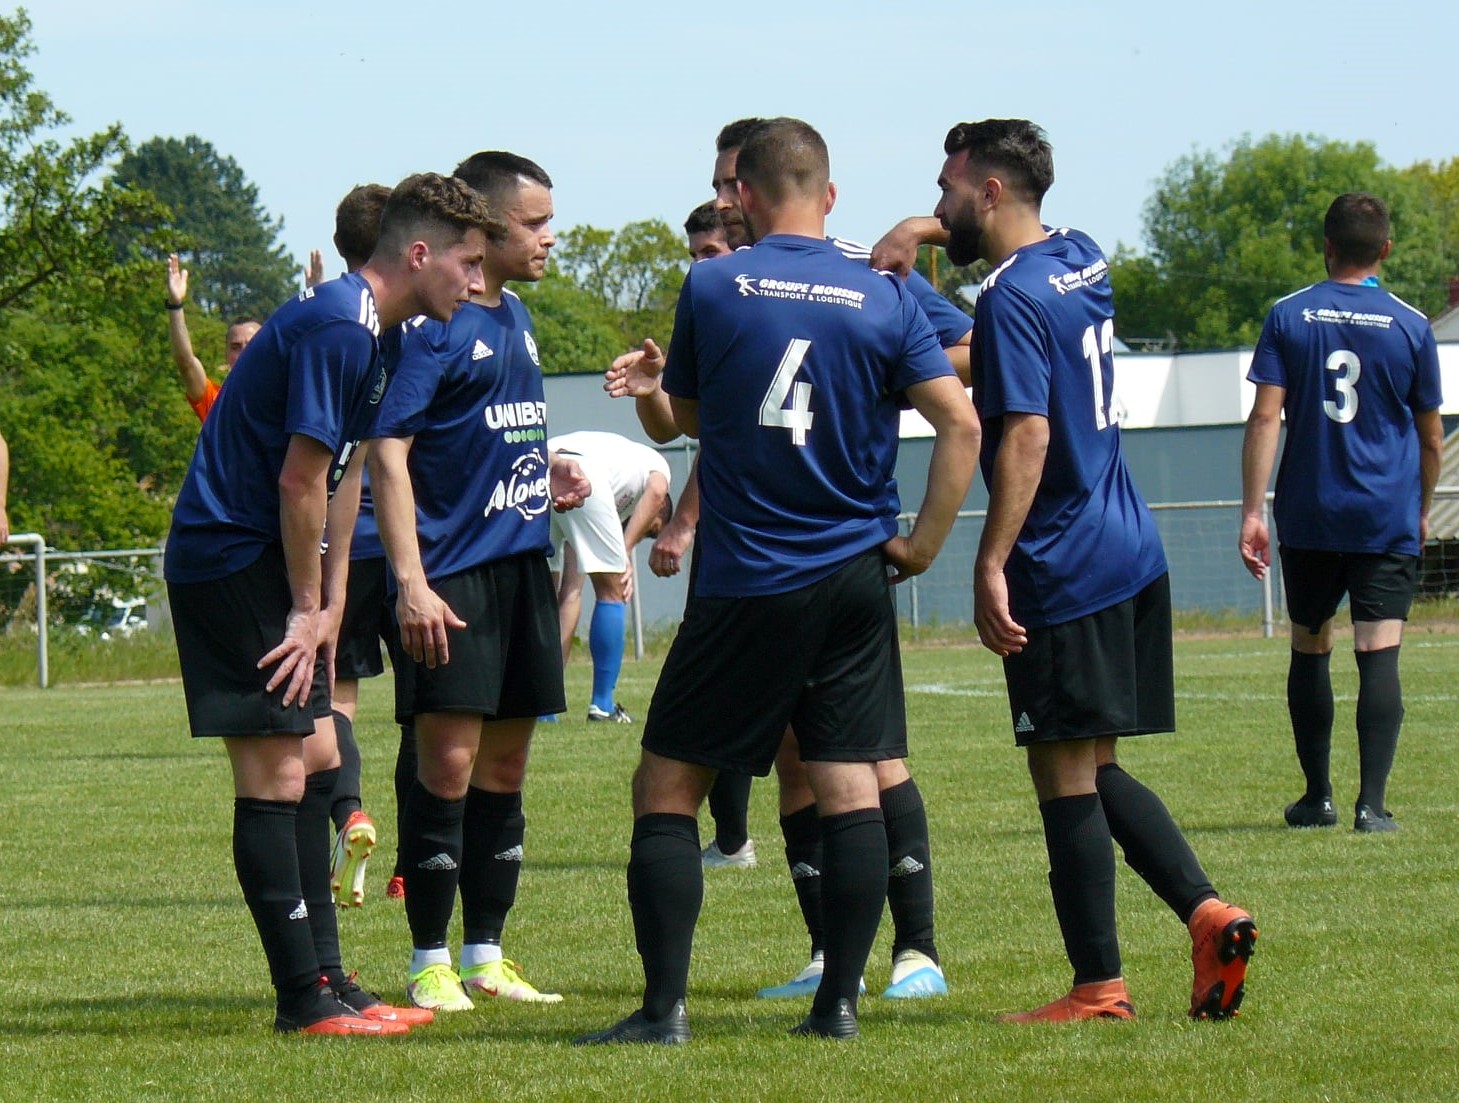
[{"x1": 588, "y1": 600, "x2": 626, "y2": 713}]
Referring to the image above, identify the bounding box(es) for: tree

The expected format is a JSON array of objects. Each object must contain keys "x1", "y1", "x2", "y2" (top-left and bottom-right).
[
  {"x1": 0, "y1": 8, "x2": 157, "y2": 313},
  {"x1": 1400, "y1": 156, "x2": 1459, "y2": 302},
  {"x1": 547, "y1": 219, "x2": 687, "y2": 356},
  {"x1": 1111, "y1": 134, "x2": 1449, "y2": 349},
  {"x1": 112, "y1": 135, "x2": 298, "y2": 320}
]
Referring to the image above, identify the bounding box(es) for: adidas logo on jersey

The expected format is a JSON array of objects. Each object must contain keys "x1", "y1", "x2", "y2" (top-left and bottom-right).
[
  {"x1": 493, "y1": 845, "x2": 524, "y2": 862},
  {"x1": 472, "y1": 339, "x2": 494, "y2": 361},
  {"x1": 288, "y1": 900, "x2": 309, "y2": 921},
  {"x1": 789, "y1": 862, "x2": 822, "y2": 881},
  {"x1": 1014, "y1": 712, "x2": 1036, "y2": 735},
  {"x1": 889, "y1": 855, "x2": 926, "y2": 878},
  {"x1": 418, "y1": 853, "x2": 459, "y2": 871}
]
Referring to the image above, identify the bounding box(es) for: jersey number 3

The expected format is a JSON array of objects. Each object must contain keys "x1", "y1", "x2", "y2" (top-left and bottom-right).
[
  {"x1": 1323, "y1": 349, "x2": 1360, "y2": 424},
  {"x1": 760, "y1": 338, "x2": 815, "y2": 446}
]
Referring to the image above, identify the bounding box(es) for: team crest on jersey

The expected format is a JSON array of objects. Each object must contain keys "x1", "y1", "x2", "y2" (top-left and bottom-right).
[
  {"x1": 483, "y1": 449, "x2": 550, "y2": 522},
  {"x1": 298, "y1": 287, "x2": 316, "y2": 302},
  {"x1": 369, "y1": 363, "x2": 388, "y2": 405},
  {"x1": 523, "y1": 331, "x2": 540, "y2": 367}
]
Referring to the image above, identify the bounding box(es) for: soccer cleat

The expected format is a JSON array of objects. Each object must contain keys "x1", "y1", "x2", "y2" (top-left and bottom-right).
[
  {"x1": 274, "y1": 978, "x2": 409, "y2": 1036},
  {"x1": 330, "y1": 810, "x2": 376, "y2": 908},
  {"x1": 406, "y1": 963, "x2": 475, "y2": 1012},
  {"x1": 573, "y1": 1000, "x2": 690, "y2": 1045},
  {"x1": 386, "y1": 875, "x2": 406, "y2": 900},
  {"x1": 702, "y1": 838, "x2": 758, "y2": 869},
  {"x1": 789, "y1": 997, "x2": 858, "y2": 1039},
  {"x1": 586, "y1": 702, "x2": 634, "y2": 724},
  {"x1": 756, "y1": 956, "x2": 864, "y2": 999},
  {"x1": 460, "y1": 958, "x2": 563, "y2": 1003},
  {"x1": 882, "y1": 949, "x2": 948, "y2": 999},
  {"x1": 1354, "y1": 805, "x2": 1399, "y2": 833},
  {"x1": 999, "y1": 978, "x2": 1136, "y2": 1024},
  {"x1": 334, "y1": 972, "x2": 435, "y2": 1026},
  {"x1": 1188, "y1": 898, "x2": 1258, "y2": 1020},
  {"x1": 1284, "y1": 796, "x2": 1337, "y2": 828}
]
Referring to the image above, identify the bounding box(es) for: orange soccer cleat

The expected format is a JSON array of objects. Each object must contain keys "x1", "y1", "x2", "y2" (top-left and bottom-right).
[
  {"x1": 1188, "y1": 898, "x2": 1258, "y2": 1020},
  {"x1": 999, "y1": 978, "x2": 1136, "y2": 1024}
]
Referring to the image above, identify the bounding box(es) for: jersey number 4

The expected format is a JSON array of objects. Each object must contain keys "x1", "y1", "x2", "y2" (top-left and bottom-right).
[{"x1": 760, "y1": 338, "x2": 815, "y2": 446}]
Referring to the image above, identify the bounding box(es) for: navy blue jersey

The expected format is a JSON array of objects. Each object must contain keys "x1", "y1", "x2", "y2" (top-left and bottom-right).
[
  {"x1": 349, "y1": 475, "x2": 383, "y2": 561},
  {"x1": 1248, "y1": 280, "x2": 1441, "y2": 555},
  {"x1": 663, "y1": 233, "x2": 954, "y2": 597},
  {"x1": 373, "y1": 292, "x2": 552, "y2": 582},
  {"x1": 165, "y1": 272, "x2": 387, "y2": 583},
  {"x1": 830, "y1": 236, "x2": 972, "y2": 348},
  {"x1": 972, "y1": 229, "x2": 1166, "y2": 628}
]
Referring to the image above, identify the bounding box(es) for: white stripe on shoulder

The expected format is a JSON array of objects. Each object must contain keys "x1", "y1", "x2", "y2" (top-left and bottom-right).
[
  {"x1": 1385, "y1": 290, "x2": 1429, "y2": 320},
  {"x1": 1272, "y1": 284, "x2": 1317, "y2": 307},
  {"x1": 980, "y1": 252, "x2": 1019, "y2": 292},
  {"x1": 503, "y1": 287, "x2": 521, "y2": 302},
  {"x1": 830, "y1": 236, "x2": 871, "y2": 260}
]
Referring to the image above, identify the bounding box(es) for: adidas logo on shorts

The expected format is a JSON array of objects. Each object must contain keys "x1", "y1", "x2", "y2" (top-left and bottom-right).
[
  {"x1": 789, "y1": 862, "x2": 822, "y2": 881},
  {"x1": 1014, "y1": 712, "x2": 1036, "y2": 735},
  {"x1": 493, "y1": 845, "x2": 524, "y2": 862},
  {"x1": 418, "y1": 853, "x2": 459, "y2": 871},
  {"x1": 288, "y1": 900, "x2": 309, "y2": 921},
  {"x1": 889, "y1": 856, "x2": 926, "y2": 878}
]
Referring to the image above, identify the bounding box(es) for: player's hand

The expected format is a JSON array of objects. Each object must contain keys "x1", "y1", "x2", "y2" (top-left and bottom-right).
[
  {"x1": 305, "y1": 249, "x2": 325, "y2": 288},
  {"x1": 258, "y1": 606, "x2": 321, "y2": 708},
  {"x1": 605, "y1": 339, "x2": 666, "y2": 399},
  {"x1": 620, "y1": 561, "x2": 635, "y2": 603},
  {"x1": 317, "y1": 602, "x2": 344, "y2": 700},
  {"x1": 395, "y1": 580, "x2": 466, "y2": 669},
  {"x1": 1421, "y1": 513, "x2": 1431, "y2": 548},
  {"x1": 869, "y1": 222, "x2": 921, "y2": 278},
  {"x1": 973, "y1": 565, "x2": 1027, "y2": 657},
  {"x1": 550, "y1": 455, "x2": 592, "y2": 512},
  {"x1": 0, "y1": 507, "x2": 10, "y2": 546},
  {"x1": 166, "y1": 253, "x2": 189, "y2": 305},
  {"x1": 1238, "y1": 515, "x2": 1270, "y2": 580},
  {"x1": 649, "y1": 517, "x2": 694, "y2": 577},
  {"x1": 882, "y1": 534, "x2": 933, "y2": 585}
]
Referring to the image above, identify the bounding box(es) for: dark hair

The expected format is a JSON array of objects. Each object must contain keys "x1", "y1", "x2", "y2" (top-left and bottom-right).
[
  {"x1": 375, "y1": 172, "x2": 501, "y2": 255},
  {"x1": 334, "y1": 184, "x2": 391, "y2": 270},
  {"x1": 1324, "y1": 192, "x2": 1390, "y2": 267},
  {"x1": 735, "y1": 117, "x2": 829, "y2": 205},
  {"x1": 943, "y1": 119, "x2": 1054, "y2": 206},
  {"x1": 452, "y1": 151, "x2": 553, "y2": 216},
  {"x1": 227, "y1": 317, "x2": 261, "y2": 331},
  {"x1": 684, "y1": 200, "x2": 721, "y2": 236},
  {"x1": 715, "y1": 117, "x2": 766, "y2": 154}
]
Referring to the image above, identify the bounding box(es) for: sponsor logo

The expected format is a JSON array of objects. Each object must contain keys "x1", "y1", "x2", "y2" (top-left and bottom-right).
[
  {"x1": 735, "y1": 275, "x2": 866, "y2": 308},
  {"x1": 1301, "y1": 306, "x2": 1393, "y2": 329},
  {"x1": 523, "y1": 330, "x2": 540, "y2": 366},
  {"x1": 472, "y1": 339, "x2": 494, "y2": 361},
  {"x1": 889, "y1": 856, "x2": 926, "y2": 878},
  {"x1": 735, "y1": 274, "x2": 761, "y2": 296},
  {"x1": 483, "y1": 449, "x2": 550, "y2": 522},
  {"x1": 1014, "y1": 712, "x2": 1035, "y2": 735},
  {"x1": 288, "y1": 900, "x2": 309, "y2": 921},
  {"x1": 418, "y1": 853, "x2": 459, "y2": 871},
  {"x1": 483, "y1": 400, "x2": 549, "y2": 444},
  {"x1": 493, "y1": 845, "x2": 525, "y2": 862},
  {"x1": 789, "y1": 862, "x2": 822, "y2": 881},
  {"x1": 1048, "y1": 258, "x2": 1109, "y2": 296}
]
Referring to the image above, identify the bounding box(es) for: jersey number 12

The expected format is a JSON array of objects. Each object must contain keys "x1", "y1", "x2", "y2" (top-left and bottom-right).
[
  {"x1": 1081, "y1": 320, "x2": 1115, "y2": 430},
  {"x1": 760, "y1": 338, "x2": 815, "y2": 446}
]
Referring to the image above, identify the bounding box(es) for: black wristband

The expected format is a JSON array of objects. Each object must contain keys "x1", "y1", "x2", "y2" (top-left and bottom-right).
[{"x1": 165, "y1": 300, "x2": 184, "y2": 311}]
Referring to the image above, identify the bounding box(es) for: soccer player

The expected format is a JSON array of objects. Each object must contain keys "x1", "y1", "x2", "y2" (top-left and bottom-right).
[
  {"x1": 1240, "y1": 192, "x2": 1443, "y2": 834},
  {"x1": 164, "y1": 172, "x2": 494, "y2": 1035},
  {"x1": 164, "y1": 253, "x2": 260, "y2": 422},
  {"x1": 369, "y1": 151, "x2": 590, "y2": 1013},
  {"x1": 933, "y1": 117, "x2": 1257, "y2": 1023},
  {"x1": 684, "y1": 200, "x2": 732, "y2": 262},
  {"x1": 576, "y1": 117, "x2": 978, "y2": 1045},
  {"x1": 608, "y1": 117, "x2": 972, "y2": 1001},
  {"x1": 548, "y1": 429, "x2": 672, "y2": 723}
]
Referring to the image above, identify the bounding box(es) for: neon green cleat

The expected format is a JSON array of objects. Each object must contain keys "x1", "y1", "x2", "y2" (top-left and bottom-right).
[
  {"x1": 330, "y1": 810, "x2": 376, "y2": 908},
  {"x1": 406, "y1": 963, "x2": 475, "y2": 1012},
  {"x1": 460, "y1": 959, "x2": 563, "y2": 1003}
]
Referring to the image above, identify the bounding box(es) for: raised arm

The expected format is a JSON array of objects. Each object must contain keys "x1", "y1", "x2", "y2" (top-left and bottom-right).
[
  {"x1": 0, "y1": 428, "x2": 10, "y2": 545},
  {"x1": 165, "y1": 254, "x2": 211, "y2": 406},
  {"x1": 870, "y1": 216, "x2": 951, "y2": 277}
]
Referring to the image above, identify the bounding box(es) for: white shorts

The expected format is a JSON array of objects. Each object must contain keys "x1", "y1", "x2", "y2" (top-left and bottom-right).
[{"x1": 549, "y1": 453, "x2": 628, "y2": 574}]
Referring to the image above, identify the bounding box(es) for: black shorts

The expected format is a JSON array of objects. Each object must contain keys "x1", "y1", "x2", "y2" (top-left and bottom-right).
[
  {"x1": 169, "y1": 545, "x2": 330, "y2": 738},
  {"x1": 643, "y1": 549, "x2": 907, "y2": 775},
  {"x1": 393, "y1": 554, "x2": 565, "y2": 722},
  {"x1": 1279, "y1": 546, "x2": 1418, "y2": 633},
  {"x1": 1002, "y1": 573, "x2": 1175, "y2": 746},
  {"x1": 335, "y1": 556, "x2": 391, "y2": 680}
]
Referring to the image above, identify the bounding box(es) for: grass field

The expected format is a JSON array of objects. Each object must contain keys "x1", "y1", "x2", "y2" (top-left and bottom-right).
[{"x1": 4, "y1": 631, "x2": 1459, "y2": 1102}]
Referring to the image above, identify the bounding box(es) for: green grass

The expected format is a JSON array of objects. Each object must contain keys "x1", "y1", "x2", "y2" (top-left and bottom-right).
[{"x1": 4, "y1": 637, "x2": 1459, "y2": 1101}]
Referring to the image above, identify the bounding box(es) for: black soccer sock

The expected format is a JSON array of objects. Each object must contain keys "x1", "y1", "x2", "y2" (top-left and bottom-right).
[
  {"x1": 881, "y1": 778, "x2": 937, "y2": 963},
  {"x1": 1356, "y1": 646, "x2": 1404, "y2": 813},
  {"x1": 627, "y1": 813, "x2": 702, "y2": 1022},
  {"x1": 392, "y1": 722, "x2": 417, "y2": 880},
  {"x1": 1287, "y1": 650, "x2": 1334, "y2": 802},
  {"x1": 329, "y1": 710, "x2": 362, "y2": 830},
  {"x1": 812, "y1": 807, "x2": 887, "y2": 1018},
  {"x1": 707, "y1": 771, "x2": 753, "y2": 855},
  {"x1": 780, "y1": 803, "x2": 825, "y2": 957},
  {"x1": 297, "y1": 767, "x2": 344, "y2": 980},
  {"x1": 400, "y1": 780, "x2": 466, "y2": 949},
  {"x1": 233, "y1": 797, "x2": 319, "y2": 997},
  {"x1": 460, "y1": 787, "x2": 524, "y2": 946},
  {"x1": 1096, "y1": 763, "x2": 1215, "y2": 924},
  {"x1": 1039, "y1": 793, "x2": 1122, "y2": 986}
]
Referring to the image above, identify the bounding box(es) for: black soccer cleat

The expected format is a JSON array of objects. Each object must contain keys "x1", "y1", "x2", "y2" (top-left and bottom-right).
[
  {"x1": 789, "y1": 997, "x2": 859, "y2": 1040},
  {"x1": 1354, "y1": 805, "x2": 1399, "y2": 833},
  {"x1": 573, "y1": 1000, "x2": 691, "y2": 1045},
  {"x1": 1284, "y1": 796, "x2": 1337, "y2": 828}
]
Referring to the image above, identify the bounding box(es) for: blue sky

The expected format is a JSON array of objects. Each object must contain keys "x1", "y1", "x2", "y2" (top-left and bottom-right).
[{"x1": 26, "y1": 0, "x2": 1459, "y2": 284}]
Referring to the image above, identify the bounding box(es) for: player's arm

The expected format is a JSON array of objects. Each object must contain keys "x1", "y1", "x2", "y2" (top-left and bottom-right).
[
  {"x1": 0, "y1": 428, "x2": 10, "y2": 545},
  {"x1": 606, "y1": 339, "x2": 680, "y2": 443},
  {"x1": 548, "y1": 451, "x2": 592, "y2": 512},
  {"x1": 165, "y1": 254, "x2": 211, "y2": 406},
  {"x1": 668, "y1": 395, "x2": 700, "y2": 440},
  {"x1": 368, "y1": 435, "x2": 464, "y2": 668},
  {"x1": 259, "y1": 433, "x2": 334, "y2": 706},
  {"x1": 942, "y1": 330, "x2": 971, "y2": 387},
  {"x1": 884, "y1": 378, "x2": 979, "y2": 582},
  {"x1": 317, "y1": 443, "x2": 366, "y2": 695},
  {"x1": 975, "y1": 411, "x2": 1047, "y2": 656},
  {"x1": 650, "y1": 455, "x2": 698, "y2": 578},
  {"x1": 622, "y1": 470, "x2": 670, "y2": 554},
  {"x1": 1416, "y1": 407, "x2": 1444, "y2": 546},
  {"x1": 1239, "y1": 382, "x2": 1285, "y2": 580},
  {"x1": 870, "y1": 216, "x2": 951, "y2": 277}
]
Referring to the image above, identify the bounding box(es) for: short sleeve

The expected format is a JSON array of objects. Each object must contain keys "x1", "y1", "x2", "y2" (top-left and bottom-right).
[
  {"x1": 905, "y1": 269, "x2": 973, "y2": 349},
  {"x1": 974, "y1": 283, "x2": 1051, "y2": 419},
  {"x1": 285, "y1": 320, "x2": 379, "y2": 450},
  {"x1": 1247, "y1": 310, "x2": 1287, "y2": 388},
  {"x1": 374, "y1": 322, "x2": 445, "y2": 438},
  {"x1": 662, "y1": 268, "x2": 700, "y2": 401}
]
